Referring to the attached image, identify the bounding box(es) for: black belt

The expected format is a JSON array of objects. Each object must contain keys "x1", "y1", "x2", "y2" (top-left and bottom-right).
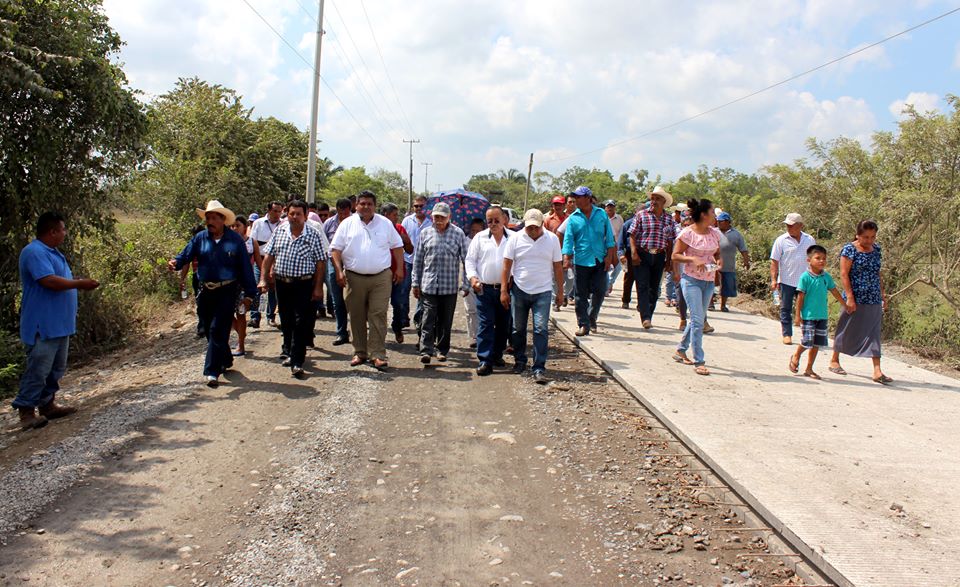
[
  {"x1": 276, "y1": 274, "x2": 314, "y2": 283},
  {"x1": 481, "y1": 283, "x2": 501, "y2": 289},
  {"x1": 202, "y1": 279, "x2": 236, "y2": 290}
]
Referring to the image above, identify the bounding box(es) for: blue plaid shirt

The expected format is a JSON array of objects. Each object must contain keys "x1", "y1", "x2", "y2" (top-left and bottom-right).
[
  {"x1": 263, "y1": 223, "x2": 328, "y2": 278},
  {"x1": 412, "y1": 224, "x2": 469, "y2": 295}
]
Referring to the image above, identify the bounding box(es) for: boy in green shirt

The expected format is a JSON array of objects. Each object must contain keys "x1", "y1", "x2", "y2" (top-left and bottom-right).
[{"x1": 790, "y1": 245, "x2": 845, "y2": 379}]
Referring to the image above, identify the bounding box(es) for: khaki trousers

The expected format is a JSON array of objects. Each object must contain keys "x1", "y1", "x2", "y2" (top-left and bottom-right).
[{"x1": 344, "y1": 269, "x2": 392, "y2": 360}]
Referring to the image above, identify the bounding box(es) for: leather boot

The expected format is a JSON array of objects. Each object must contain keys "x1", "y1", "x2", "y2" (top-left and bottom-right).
[
  {"x1": 18, "y1": 407, "x2": 48, "y2": 430},
  {"x1": 39, "y1": 400, "x2": 77, "y2": 420}
]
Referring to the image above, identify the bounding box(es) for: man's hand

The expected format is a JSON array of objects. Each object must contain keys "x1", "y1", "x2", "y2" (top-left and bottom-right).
[
  {"x1": 555, "y1": 294, "x2": 564, "y2": 310},
  {"x1": 258, "y1": 281, "x2": 269, "y2": 293},
  {"x1": 336, "y1": 271, "x2": 346, "y2": 288},
  {"x1": 412, "y1": 286, "x2": 421, "y2": 300},
  {"x1": 619, "y1": 255, "x2": 627, "y2": 267},
  {"x1": 846, "y1": 300, "x2": 857, "y2": 314},
  {"x1": 311, "y1": 287, "x2": 323, "y2": 302},
  {"x1": 770, "y1": 280, "x2": 779, "y2": 292},
  {"x1": 167, "y1": 259, "x2": 178, "y2": 272},
  {"x1": 392, "y1": 269, "x2": 404, "y2": 285},
  {"x1": 77, "y1": 278, "x2": 99, "y2": 290},
  {"x1": 562, "y1": 258, "x2": 572, "y2": 271},
  {"x1": 461, "y1": 288, "x2": 470, "y2": 298},
  {"x1": 471, "y1": 278, "x2": 482, "y2": 294},
  {"x1": 500, "y1": 291, "x2": 510, "y2": 310},
  {"x1": 794, "y1": 315, "x2": 802, "y2": 327},
  {"x1": 243, "y1": 297, "x2": 252, "y2": 311},
  {"x1": 632, "y1": 251, "x2": 641, "y2": 265}
]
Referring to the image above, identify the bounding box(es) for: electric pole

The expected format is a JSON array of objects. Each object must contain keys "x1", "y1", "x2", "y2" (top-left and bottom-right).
[
  {"x1": 305, "y1": 0, "x2": 326, "y2": 204},
  {"x1": 422, "y1": 162, "x2": 432, "y2": 195},
  {"x1": 523, "y1": 152, "x2": 534, "y2": 211},
  {"x1": 403, "y1": 139, "x2": 420, "y2": 211}
]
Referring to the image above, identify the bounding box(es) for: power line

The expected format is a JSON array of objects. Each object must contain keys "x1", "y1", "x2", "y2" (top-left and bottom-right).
[
  {"x1": 540, "y1": 6, "x2": 960, "y2": 165},
  {"x1": 238, "y1": 0, "x2": 403, "y2": 168},
  {"x1": 358, "y1": 0, "x2": 418, "y2": 138}
]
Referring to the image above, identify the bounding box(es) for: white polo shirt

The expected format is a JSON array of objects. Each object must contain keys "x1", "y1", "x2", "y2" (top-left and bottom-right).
[
  {"x1": 503, "y1": 229, "x2": 562, "y2": 295},
  {"x1": 465, "y1": 229, "x2": 511, "y2": 285},
  {"x1": 330, "y1": 213, "x2": 403, "y2": 275},
  {"x1": 250, "y1": 217, "x2": 281, "y2": 244},
  {"x1": 770, "y1": 231, "x2": 816, "y2": 288}
]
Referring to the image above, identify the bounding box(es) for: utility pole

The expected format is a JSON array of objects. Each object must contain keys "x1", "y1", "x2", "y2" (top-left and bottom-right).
[
  {"x1": 422, "y1": 162, "x2": 432, "y2": 195},
  {"x1": 305, "y1": 0, "x2": 326, "y2": 204},
  {"x1": 523, "y1": 152, "x2": 534, "y2": 211},
  {"x1": 403, "y1": 139, "x2": 420, "y2": 211}
]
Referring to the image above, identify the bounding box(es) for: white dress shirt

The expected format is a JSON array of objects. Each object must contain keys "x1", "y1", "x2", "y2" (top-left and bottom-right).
[
  {"x1": 770, "y1": 231, "x2": 816, "y2": 288},
  {"x1": 330, "y1": 213, "x2": 403, "y2": 275},
  {"x1": 400, "y1": 214, "x2": 432, "y2": 265},
  {"x1": 465, "y1": 229, "x2": 511, "y2": 285},
  {"x1": 250, "y1": 217, "x2": 280, "y2": 244},
  {"x1": 503, "y1": 230, "x2": 562, "y2": 295}
]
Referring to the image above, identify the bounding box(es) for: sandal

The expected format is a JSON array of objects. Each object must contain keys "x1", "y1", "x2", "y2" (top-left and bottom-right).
[
  {"x1": 804, "y1": 371, "x2": 821, "y2": 380},
  {"x1": 828, "y1": 366, "x2": 847, "y2": 375},
  {"x1": 873, "y1": 374, "x2": 893, "y2": 384},
  {"x1": 231, "y1": 350, "x2": 246, "y2": 357},
  {"x1": 672, "y1": 352, "x2": 694, "y2": 365},
  {"x1": 694, "y1": 365, "x2": 710, "y2": 376},
  {"x1": 372, "y1": 359, "x2": 389, "y2": 371},
  {"x1": 350, "y1": 355, "x2": 367, "y2": 367},
  {"x1": 789, "y1": 356, "x2": 799, "y2": 374}
]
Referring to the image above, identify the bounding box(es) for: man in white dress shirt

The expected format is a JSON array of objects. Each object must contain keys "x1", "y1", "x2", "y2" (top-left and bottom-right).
[
  {"x1": 465, "y1": 206, "x2": 512, "y2": 376},
  {"x1": 770, "y1": 212, "x2": 816, "y2": 345},
  {"x1": 330, "y1": 191, "x2": 404, "y2": 370}
]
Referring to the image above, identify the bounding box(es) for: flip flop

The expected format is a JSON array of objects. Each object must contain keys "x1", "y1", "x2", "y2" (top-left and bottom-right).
[
  {"x1": 694, "y1": 365, "x2": 710, "y2": 376},
  {"x1": 804, "y1": 371, "x2": 822, "y2": 380},
  {"x1": 789, "y1": 356, "x2": 799, "y2": 374},
  {"x1": 372, "y1": 359, "x2": 389, "y2": 371},
  {"x1": 350, "y1": 356, "x2": 367, "y2": 367},
  {"x1": 231, "y1": 350, "x2": 246, "y2": 357},
  {"x1": 672, "y1": 353, "x2": 694, "y2": 365},
  {"x1": 873, "y1": 374, "x2": 893, "y2": 384},
  {"x1": 828, "y1": 366, "x2": 847, "y2": 375}
]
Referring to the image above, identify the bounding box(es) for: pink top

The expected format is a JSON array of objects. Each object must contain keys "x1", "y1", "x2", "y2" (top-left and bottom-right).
[{"x1": 678, "y1": 226, "x2": 722, "y2": 282}]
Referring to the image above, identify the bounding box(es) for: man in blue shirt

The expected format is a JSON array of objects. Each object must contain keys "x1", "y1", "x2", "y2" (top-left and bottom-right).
[
  {"x1": 15, "y1": 212, "x2": 100, "y2": 430},
  {"x1": 561, "y1": 186, "x2": 616, "y2": 336},
  {"x1": 169, "y1": 201, "x2": 257, "y2": 387}
]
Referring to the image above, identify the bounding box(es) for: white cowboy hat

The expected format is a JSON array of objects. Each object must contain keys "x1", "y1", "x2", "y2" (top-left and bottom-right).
[
  {"x1": 649, "y1": 185, "x2": 673, "y2": 209},
  {"x1": 196, "y1": 200, "x2": 236, "y2": 225},
  {"x1": 674, "y1": 203, "x2": 689, "y2": 212}
]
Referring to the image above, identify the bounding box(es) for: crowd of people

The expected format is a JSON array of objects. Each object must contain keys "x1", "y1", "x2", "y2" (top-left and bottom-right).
[{"x1": 12, "y1": 187, "x2": 891, "y2": 430}]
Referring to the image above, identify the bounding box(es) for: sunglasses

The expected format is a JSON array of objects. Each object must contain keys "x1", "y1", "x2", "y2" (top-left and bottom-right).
[{"x1": 413, "y1": 204, "x2": 424, "y2": 209}]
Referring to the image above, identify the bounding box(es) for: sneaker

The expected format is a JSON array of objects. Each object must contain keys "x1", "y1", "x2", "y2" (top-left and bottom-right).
[
  {"x1": 420, "y1": 354, "x2": 431, "y2": 365},
  {"x1": 476, "y1": 363, "x2": 493, "y2": 376},
  {"x1": 532, "y1": 370, "x2": 548, "y2": 384},
  {"x1": 436, "y1": 354, "x2": 447, "y2": 362},
  {"x1": 512, "y1": 363, "x2": 526, "y2": 374},
  {"x1": 291, "y1": 365, "x2": 305, "y2": 378},
  {"x1": 282, "y1": 357, "x2": 293, "y2": 367},
  {"x1": 493, "y1": 358, "x2": 507, "y2": 368},
  {"x1": 642, "y1": 319, "x2": 652, "y2": 329},
  {"x1": 621, "y1": 302, "x2": 629, "y2": 309},
  {"x1": 590, "y1": 320, "x2": 597, "y2": 332},
  {"x1": 703, "y1": 322, "x2": 715, "y2": 334},
  {"x1": 394, "y1": 331, "x2": 404, "y2": 344},
  {"x1": 268, "y1": 318, "x2": 279, "y2": 328},
  {"x1": 206, "y1": 375, "x2": 219, "y2": 388},
  {"x1": 332, "y1": 336, "x2": 350, "y2": 346},
  {"x1": 575, "y1": 326, "x2": 589, "y2": 336}
]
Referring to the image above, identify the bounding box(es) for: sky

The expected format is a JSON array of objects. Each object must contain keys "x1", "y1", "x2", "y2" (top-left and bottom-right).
[{"x1": 101, "y1": 0, "x2": 960, "y2": 192}]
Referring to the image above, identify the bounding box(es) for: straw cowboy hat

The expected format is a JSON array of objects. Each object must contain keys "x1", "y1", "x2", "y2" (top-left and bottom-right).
[
  {"x1": 649, "y1": 185, "x2": 673, "y2": 209},
  {"x1": 196, "y1": 200, "x2": 236, "y2": 225}
]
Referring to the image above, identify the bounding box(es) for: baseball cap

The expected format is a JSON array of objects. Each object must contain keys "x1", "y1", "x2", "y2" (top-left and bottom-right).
[
  {"x1": 783, "y1": 212, "x2": 804, "y2": 225},
  {"x1": 432, "y1": 202, "x2": 451, "y2": 217},
  {"x1": 569, "y1": 186, "x2": 593, "y2": 198},
  {"x1": 522, "y1": 209, "x2": 545, "y2": 227},
  {"x1": 249, "y1": 213, "x2": 260, "y2": 221},
  {"x1": 551, "y1": 195, "x2": 565, "y2": 204},
  {"x1": 716, "y1": 211, "x2": 732, "y2": 222},
  {"x1": 603, "y1": 199, "x2": 616, "y2": 207}
]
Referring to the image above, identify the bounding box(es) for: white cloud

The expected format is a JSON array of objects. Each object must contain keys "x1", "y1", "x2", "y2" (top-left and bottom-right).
[{"x1": 888, "y1": 92, "x2": 942, "y2": 119}]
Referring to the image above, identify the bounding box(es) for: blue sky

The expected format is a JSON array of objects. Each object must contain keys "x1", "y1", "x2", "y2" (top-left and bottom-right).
[{"x1": 102, "y1": 0, "x2": 960, "y2": 191}]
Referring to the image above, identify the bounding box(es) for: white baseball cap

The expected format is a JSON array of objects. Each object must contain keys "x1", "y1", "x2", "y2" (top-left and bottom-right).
[{"x1": 783, "y1": 213, "x2": 804, "y2": 225}]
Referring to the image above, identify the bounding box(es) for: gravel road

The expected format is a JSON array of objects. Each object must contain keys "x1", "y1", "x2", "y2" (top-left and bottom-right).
[{"x1": 0, "y1": 303, "x2": 810, "y2": 586}]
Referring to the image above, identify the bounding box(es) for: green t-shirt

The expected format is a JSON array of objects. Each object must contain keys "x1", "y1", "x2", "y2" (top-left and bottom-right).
[{"x1": 797, "y1": 270, "x2": 836, "y2": 320}]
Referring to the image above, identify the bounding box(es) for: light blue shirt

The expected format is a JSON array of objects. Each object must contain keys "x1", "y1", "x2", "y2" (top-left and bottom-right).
[
  {"x1": 18, "y1": 239, "x2": 77, "y2": 345},
  {"x1": 401, "y1": 214, "x2": 432, "y2": 265},
  {"x1": 561, "y1": 206, "x2": 615, "y2": 267}
]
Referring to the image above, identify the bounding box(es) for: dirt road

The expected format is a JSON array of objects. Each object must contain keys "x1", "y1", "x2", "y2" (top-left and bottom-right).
[{"x1": 0, "y1": 303, "x2": 806, "y2": 586}]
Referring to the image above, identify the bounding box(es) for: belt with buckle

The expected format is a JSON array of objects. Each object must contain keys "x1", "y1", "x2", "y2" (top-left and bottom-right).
[
  {"x1": 202, "y1": 279, "x2": 236, "y2": 290},
  {"x1": 641, "y1": 247, "x2": 665, "y2": 254},
  {"x1": 276, "y1": 274, "x2": 314, "y2": 283},
  {"x1": 481, "y1": 282, "x2": 501, "y2": 289}
]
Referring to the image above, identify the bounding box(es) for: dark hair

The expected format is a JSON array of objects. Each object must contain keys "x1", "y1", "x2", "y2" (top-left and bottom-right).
[
  {"x1": 287, "y1": 199, "x2": 308, "y2": 215},
  {"x1": 268, "y1": 200, "x2": 283, "y2": 211},
  {"x1": 686, "y1": 198, "x2": 713, "y2": 223},
  {"x1": 335, "y1": 198, "x2": 352, "y2": 211},
  {"x1": 470, "y1": 217, "x2": 485, "y2": 226},
  {"x1": 348, "y1": 194, "x2": 358, "y2": 203},
  {"x1": 414, "y1": 194, "x2": 428, "y2": 203},
  {"x1": 856, "y1": 219, "x2": 879, "y2": 235},
  {"x1": 807, "y1": 244, "x2": 827, "y2": 257},
  {"x1": 357, "y1": 190, "x2": 377, "y2": 204},
  {"x1": 318, "y1": 202, "x2": 330, "y2": 212},
  {"x1": 380, "y1": 202, "x2": 399, "y2": 215},
  {"x1": 487, "y1": 205, "x2": 503, "y2": 215},
  {"x1": 235, "y1": 215, "x2": 248, "y2": 226},
  {"x1": 565, "y1": 194, "x2": 576, "y2": 202},
  {"x1": 36, "y1": 212, "x2": 65, "y2": 237},
  {"x1": 307, "y1": 202, "x2": 317, "y2": 210},
  {"x1": 191, "y1": 224, "x2": 206, "y2": 236}
]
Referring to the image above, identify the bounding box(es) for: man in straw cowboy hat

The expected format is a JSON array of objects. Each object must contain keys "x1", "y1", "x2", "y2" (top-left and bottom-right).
[
  {"x1": 169, "y1": 200, "x2": 257, "y2": 387},
  {"x1": 628, "y1": 185, "x2": 678, "y2": 329}
]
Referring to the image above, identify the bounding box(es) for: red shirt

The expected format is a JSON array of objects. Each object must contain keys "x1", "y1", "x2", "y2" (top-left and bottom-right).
[{"x1": 391, "y1": 224, "x2": 408, "y2": 272}]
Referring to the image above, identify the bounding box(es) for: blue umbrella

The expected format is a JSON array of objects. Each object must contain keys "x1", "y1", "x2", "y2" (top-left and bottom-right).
[{"x1": 425, "y1": 189, "x2": 490, "y2": 231}]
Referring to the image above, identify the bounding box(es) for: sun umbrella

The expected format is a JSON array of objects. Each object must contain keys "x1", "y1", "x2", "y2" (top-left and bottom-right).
[{"x1": 424, "y1": 189, "x2": 490, "y2": 231}]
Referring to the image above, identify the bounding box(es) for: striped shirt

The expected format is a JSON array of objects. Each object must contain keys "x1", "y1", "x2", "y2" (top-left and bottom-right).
[
  {"x1": 262, "y1": 223, "x2": 328, "y2": 278},
  {"x1": 412, "y1": 224, "x2": 468, "y2": 295}
]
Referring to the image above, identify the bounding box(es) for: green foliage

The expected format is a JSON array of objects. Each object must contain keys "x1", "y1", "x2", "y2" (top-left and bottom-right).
[
  {"x1": 0, "y1": 330, "x2": 24, "y2": 399},
  {"x1": 319, "y1": 166, "x2": 390, "y2": 204}
]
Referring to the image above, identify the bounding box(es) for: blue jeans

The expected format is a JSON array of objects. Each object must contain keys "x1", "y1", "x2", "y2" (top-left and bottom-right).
[
  {"x1": 510, "y1": 286, "x2": 552, "y2": 373},
  {"x1": 13, "y1": 335, "x2": 69, "y2": 409},
  {"x1": 664, "y1": 272, "x2": 677, "y2": 302},
  {"x1": 607, "y1": 262, "x2": 623, "y2": 292},
  {"x1": 677, "y1": 275, "x2": 713, "y2": 365},
  {"x1": 391, "y1": 262, "x2": 412, "y2": 333},
  {"x1": 778, "y1": 283, "x2": 797, "y2": 337},
  {"x1": 326, "y1": 264, "x2": 349, "y2": 339},
  {"x1": 249, "y1": 264, "x2": 277, "y2": 321},
  {"x1": 476, "y1": 284, "x2": 510, "y2": 365},
  {"x1": 574, "y1": 263, "x2": 607, "y2": 330}
]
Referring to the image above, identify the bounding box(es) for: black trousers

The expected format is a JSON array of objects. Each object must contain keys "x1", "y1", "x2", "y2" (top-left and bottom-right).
[
  {"x1": 276, "y1": 278, "x2": 315, "y2": 367},
  {"x1": 196, "y1": 282, "x2": 238, "y2": 377},
  {"x1": 621, "y1": 261, "x2": 635, "y2": 306},
  {"x1": 419, "y1": 293, "x2": 458, "y2": 356},
  {"x1": 632, "y1": 250, "x2": 666, "y2": 321}
]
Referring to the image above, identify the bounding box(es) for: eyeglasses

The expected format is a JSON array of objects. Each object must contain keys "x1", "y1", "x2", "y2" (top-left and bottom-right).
[{"x1": 413, "y1": 204, "x2": 424, "y2": 209}]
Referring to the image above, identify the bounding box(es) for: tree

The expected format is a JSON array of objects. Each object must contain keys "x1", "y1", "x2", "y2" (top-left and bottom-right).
[
  {"x1": 319, "y1": 167, "x2": 389, "y2": 203},
  {"x1": 370, "y1": 168, "x2": 409, "y2": 204},
  {"x1": 0, "y1": 0, "x2": 147, "y2": 333}
]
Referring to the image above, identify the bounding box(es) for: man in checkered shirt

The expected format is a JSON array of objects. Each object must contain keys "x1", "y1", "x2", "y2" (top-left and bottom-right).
[
  {"x1": 258, "y1": 200, "x2": 328, "y2": 378},
  {"x1": 412, "y1": 202, "x2": 469, "y2": 364},
  {"x1": 628, "y1": 186, "x2": 677, "y2": 329}
]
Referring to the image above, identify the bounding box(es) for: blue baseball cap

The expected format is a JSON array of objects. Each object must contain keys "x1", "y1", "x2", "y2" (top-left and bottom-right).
[
  {"x1": 249, "y1": 212, "x2": 260, "y2": 221},
  {"x1": 569, "y1": 186, "x2": 593, "y2": 198},
  {"x1": 717, "y1": 211, "x2": 732, "y2": 222}
]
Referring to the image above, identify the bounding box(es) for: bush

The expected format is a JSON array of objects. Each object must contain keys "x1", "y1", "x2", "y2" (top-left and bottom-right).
[{"x1": 0, "y1": 331, "x2": 24, "y2": 399}]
